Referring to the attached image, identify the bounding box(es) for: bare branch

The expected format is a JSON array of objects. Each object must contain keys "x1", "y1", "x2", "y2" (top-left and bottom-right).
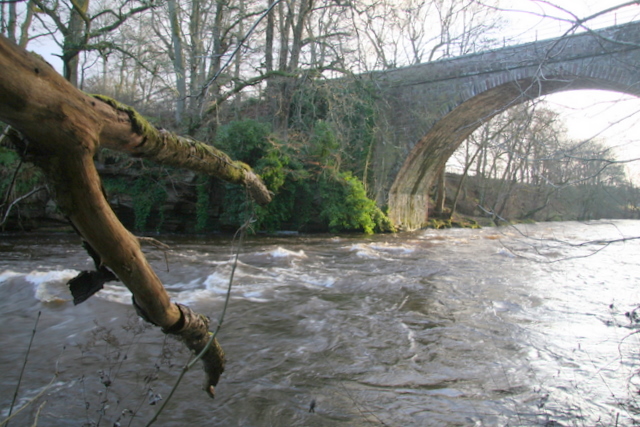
[{"x1": 0, "y1": 186, "x2": 48, "y2": 227}]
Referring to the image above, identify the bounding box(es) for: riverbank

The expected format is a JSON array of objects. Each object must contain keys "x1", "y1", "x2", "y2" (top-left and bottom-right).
[{"x1": 2, "y1": 167, "x2": 638, "y2": 233}]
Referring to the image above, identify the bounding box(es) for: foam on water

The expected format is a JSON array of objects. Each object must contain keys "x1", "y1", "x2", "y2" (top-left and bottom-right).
[
  {"x1": 203, "y1": 270, "x2": 234, "y2": 294},
  {"x1": 70, "y1": 251, "x2": 322, "y2": 306},
  {"x1": 24, "y1": 269, "x2": 78, "y2": 303},
  {"x1": 369, "y1": 242, "x2": 415, "y2": 254},
  {"x1": 267, "y1": 247, "x2": 307, "y2": 258},
  {"x1": 348, "y1": 243, "x2": 382, "y2": 259},
  {"x1": 297, "y1": 272, "x2": 336, "y2": 288},
  {"x1": 400, "y1": 320, "x2": 418, "y2": 360},
  {"x1": 270, "y1": 265, "x2": 336, "y2": 288},
  {"x1": 347, "y1": 242, "x2": 409, "y2": 261},
  {"x1": 24, "y1": 269, "x2": 78, "y2": 287},
  {"x1": 240, "y1": 291, "x2": 271, "y2": 302},
  {"x1": 0, "y1": 270, "x2": 21, "y2": 284},
  {"x1": 172, "y1": 288, "x2": 223, "y2": 305},
  {"x1": 163, "y1": 278, "x2": 203, "y2": 291},
  {"x1": 495, "y1": 247, "x2": 516, "y2": 258},
  {"x1": 2, "y1": 221, "x2": 640, "y2": 426},
  {"x1": 96, "y1": 283, "x2": 133, "y2": 305}
]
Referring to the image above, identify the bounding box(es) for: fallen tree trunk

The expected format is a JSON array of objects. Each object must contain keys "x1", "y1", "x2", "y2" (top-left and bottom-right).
[{"x1": 0, "y1": 34, "x2": 271, "y2": 397}]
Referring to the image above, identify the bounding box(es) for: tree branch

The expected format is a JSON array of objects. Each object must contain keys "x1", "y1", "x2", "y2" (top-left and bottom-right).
[
  {"x1": 90, "y1": 95, "x2": 272, "y2": 205},
  {"x1": 89, "y1": 3, "x2": 155, "y2": 39},
  {"x1": 0, "y1": 34, "x2": 238, "y2": 397},
  {"x1": 0, "y1": 186, "x2": 48, "y2": 227}
]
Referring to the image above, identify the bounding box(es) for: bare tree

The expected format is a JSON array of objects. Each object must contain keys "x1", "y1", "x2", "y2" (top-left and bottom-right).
[
  {"x1": 447, "y1": 101, "x2": 636, "y2": 222},
  {"x1": 29, "y1": 0, "x2": 153, "y2": 86},
  {"x1": 2, "y1": 0, "x2": 37, "y2": 47}
]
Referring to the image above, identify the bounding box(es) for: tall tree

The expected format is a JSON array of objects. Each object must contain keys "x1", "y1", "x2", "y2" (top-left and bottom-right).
[
  {"x1": 30, "y1": 0, "x2": 153, "y2": 86},
  {"x1": 2, "y1": 0, "x2": 36, "y2": 47},
  {"x1": 166, "y1": 0, "x2": 186, "y2": 123}
]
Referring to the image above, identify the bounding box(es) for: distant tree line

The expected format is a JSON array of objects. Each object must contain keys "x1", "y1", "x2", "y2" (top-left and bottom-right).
[{"x1": 445, "y1": 103, "x2": 640, "y2": 223}]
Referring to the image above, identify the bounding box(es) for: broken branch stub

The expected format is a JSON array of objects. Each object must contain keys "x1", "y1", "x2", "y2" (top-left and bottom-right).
[{"x1": 163, "y1": 303, "x2": 226, "y2": 398}]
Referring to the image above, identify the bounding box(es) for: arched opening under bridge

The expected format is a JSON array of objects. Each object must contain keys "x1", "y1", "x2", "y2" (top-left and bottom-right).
[{"x1": 387, "y1": 77, "x2": 640, "y2": 230}]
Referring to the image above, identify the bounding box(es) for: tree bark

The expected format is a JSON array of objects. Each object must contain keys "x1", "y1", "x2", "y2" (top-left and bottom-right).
[
  {"x1": 168, "y1": 0, "x2": 186, "y2": 124},
  {"x1": 63, "y1": 0, "x2": 90, "y2": 87},
  {"x1": 0, "y1": 34, "x2": 271, "y2": 397}
]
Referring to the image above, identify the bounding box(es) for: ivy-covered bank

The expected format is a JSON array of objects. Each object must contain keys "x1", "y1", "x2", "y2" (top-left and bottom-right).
[
  {"x1": 212, "y1": 119, "x2": 393, "y2": 234},
  {"x1": 0, "y1": 118, "x2": 394, "y2": 234}
]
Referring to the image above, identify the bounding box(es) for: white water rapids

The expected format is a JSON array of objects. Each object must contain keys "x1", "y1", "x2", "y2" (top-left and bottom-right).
[{"x1": 1, "y1": 220, "x2": 640, "y2": 426}]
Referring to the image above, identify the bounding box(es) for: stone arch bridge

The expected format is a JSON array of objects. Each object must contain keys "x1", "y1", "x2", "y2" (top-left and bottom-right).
[{"x1": 367, "y1": 21, "x2": 640, "y2": 230}]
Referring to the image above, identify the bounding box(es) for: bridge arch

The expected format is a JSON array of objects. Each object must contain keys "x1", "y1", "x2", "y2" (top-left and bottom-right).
[{"x1": 382, "y1": 23, "x2": 640, "y2": 230}]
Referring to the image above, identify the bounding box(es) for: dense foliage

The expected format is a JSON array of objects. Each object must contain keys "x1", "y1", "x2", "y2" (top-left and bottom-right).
[
  {"x1": 214, "y1": 118, "x2": 394, "y2": 234},
  {"x1": 2, "y1": 84, "x2": 639, "y2": 233},
  {"x1": 102, "y1": 173, "x2": 168, "y2": 231}
]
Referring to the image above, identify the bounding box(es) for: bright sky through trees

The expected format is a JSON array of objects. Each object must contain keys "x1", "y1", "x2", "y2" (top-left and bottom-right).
[
  {"x1": 471, "y1": 1, "x2": 640, "y2": 182},
  {"x1": 502, "y1": 1, "x2": 640, "y2": 183}
]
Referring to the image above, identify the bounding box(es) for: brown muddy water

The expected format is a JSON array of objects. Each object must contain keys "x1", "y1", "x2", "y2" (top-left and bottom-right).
[{"x1": 1, "y1": 220, "x2": 640, "y2": 426}]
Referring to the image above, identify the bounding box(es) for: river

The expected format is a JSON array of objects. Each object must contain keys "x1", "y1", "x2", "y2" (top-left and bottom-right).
[{"x1": 1, "y1": 220, "x2": 640, "y2": 426}]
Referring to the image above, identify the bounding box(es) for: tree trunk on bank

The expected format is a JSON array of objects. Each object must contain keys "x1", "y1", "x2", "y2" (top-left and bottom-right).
[
  {"x1": 0, "y1": 34, "x2": 271, "y2": 397},
  {"x1": 63, "y1": 0, "x2": 89, "y2": 87},
  {"x1": 168, "y1": 0, "x2": 186, "y2": 124}
]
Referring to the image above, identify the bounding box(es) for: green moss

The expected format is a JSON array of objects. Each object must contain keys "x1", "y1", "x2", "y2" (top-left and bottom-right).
[
  {"x1": 230, "y1": 161, "x2": 251, "y2": 181},
  {"x1": 451, "y1": 218, "x2": 481, "y2": 229},
  {"x1": 91, "y1": 94, "x2": 156, "y2": 137},
  {"x1": 318, "y1": 171, "x2": 394, "y2": 234},
  {"x1": 517, "y1": 218, "x2": 537, "y2": 225},
  {"x1": 234, "y1": 161, "x2": 252, "y2": 172},
  {"x1": 426, "y1": 218, "x2": 451, "y2": 229}
]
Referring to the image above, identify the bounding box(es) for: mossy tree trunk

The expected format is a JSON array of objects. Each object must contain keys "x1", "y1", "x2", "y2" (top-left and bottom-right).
[{"x1": 0, "y1": 34, "x2": 271, "y2": 397}]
